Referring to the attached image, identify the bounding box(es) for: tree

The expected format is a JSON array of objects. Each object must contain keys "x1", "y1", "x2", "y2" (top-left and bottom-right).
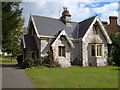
[
  {"x1": 108, "y1": 31, "x2": 120, "y2": 66},
  {"x1": 2, "y1": 2, "x2": 24, "y2": 56}
]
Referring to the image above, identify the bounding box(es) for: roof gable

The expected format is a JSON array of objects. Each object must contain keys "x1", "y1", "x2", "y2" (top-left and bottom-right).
[
  {"x1": 82, "y1": 16, "x2": 112, "y2": 44},
  {"x1": 78, "y1": 16, "x2": 96, "y2": 38},
  {"x1": 51, "y1": 30, "x2": 74, "y2": 48},
  {"x1": 28, "y1": 14, "x2": 112, "y2": 44}
]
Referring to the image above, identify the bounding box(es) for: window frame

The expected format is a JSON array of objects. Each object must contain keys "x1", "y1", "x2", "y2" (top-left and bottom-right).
[
  {"x1": 58, "y1": 46, "x2": 66, "y2": 58},
  {"x1": 90, "y1": 44, "x2": 103, "y2": 58}
]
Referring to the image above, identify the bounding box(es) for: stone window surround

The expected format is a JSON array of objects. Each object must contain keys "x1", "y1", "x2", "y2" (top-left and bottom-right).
[
  {"x1": 89, "y1": 44, "x2": 104, "y2": 58},
  {"x1": 58, "y1": 44, "x2": 66, "y2": 58}
]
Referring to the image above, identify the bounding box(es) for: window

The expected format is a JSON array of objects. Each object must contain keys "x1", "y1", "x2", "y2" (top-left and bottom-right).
[
  {"x1": 90, "y1": 44, "x2": 103, "y2": 57},
  {"x1": 58, "y1": 46, "x2": 66, "y2": 57},
  {"x1": 97, "y1": 45, "x2": 102, "y2": 56},
  {"x1": 91, "y1": 45, "x2": 95, "y2": 56}
]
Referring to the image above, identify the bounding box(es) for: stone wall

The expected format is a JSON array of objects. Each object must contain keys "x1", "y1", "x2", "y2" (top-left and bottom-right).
[
  {"x1": 71, "y1": 40, "x2": 82, "y2": 66},
  {"x1": 52, "y1": 37, "x2": 71, "y2": 67},
  {"x1": 82, "y1": 25, "x2": 108, "y2": 66},
  {"x1": 71, "y1": 41, "x2": 78, "y2": 62},
  {"x1": 82, "y1": 41, "x2": 89, "y2": 66},
  {"x1": 40, "y1": 38, "x2": 51, "y2": 58}
]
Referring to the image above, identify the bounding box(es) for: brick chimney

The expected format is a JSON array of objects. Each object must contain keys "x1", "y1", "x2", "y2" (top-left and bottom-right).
[
  {"x1": 106, "y1": 16, "x2": 120, "y2": 31},
  {"x1": 109, "y1": 16, "x2": 118, "y2": 25}
]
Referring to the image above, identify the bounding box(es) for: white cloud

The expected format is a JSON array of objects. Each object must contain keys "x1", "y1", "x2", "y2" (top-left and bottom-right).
[
  {"x1": 21, "y1": 2, "x2": 119, "y2": 26},
  {"x1": 91, "y1": 3, "x2": 118, "y2": 23},
  {"x1": 32, "y1": 2, "x2": 96, "y2": 22},
  {"x1": 93, "y1": 3, "x2": 118, "y2": 14}
]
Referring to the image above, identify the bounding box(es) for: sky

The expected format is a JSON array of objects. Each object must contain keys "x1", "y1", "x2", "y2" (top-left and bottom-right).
[{"x1": 20, "y1": 0, "x2": 120, "y2": 27}]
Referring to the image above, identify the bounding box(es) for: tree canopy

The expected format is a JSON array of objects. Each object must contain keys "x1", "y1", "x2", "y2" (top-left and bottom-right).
[
  {"x1": 108, "y1": 31, "x2": 120, "y2": 66},
  {"x1": 2, "y1": 2, "x2": 24, "y2": 56}
]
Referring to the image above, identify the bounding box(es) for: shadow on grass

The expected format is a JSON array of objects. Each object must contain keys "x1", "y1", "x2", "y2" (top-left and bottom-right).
[{"x1": 1, "y1": 64, "x2": 24, "y2": 69}]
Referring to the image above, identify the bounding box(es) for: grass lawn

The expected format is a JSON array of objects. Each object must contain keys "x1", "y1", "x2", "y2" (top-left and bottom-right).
[
  {"x1": 0, "y1": 57, "x2": 17, "y2": 65},
  {"x1": 25, "y1": 66, "x2": 119, "y2": 88}
]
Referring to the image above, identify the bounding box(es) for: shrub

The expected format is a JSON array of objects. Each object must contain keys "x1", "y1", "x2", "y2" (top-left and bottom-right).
[
  {"x1": 71, "y1": 58, "x2": 82, "y2": 66},
  {"x1": 42, "y1": 57, "x2": 50, "y2": 64},
  {"x1": 22, "y1": 53, "x2": 61, "y2": 68},
  {"x1": 22, "y1": 58, "x2": 34, "y2": 68},
  {"x1": 42, "y1": 62, "x2": 61, "y2": 68},
  {"x1": 34, "y1": 58, "x2": 41, "y2": 66},
  {"x1": 23, "y1": 58, "x2": 42, "y2": 68},
  {"x1": 17, "y1": 55, "x2": 23, "y2": 65},
  {"x1": 46, "y1": 50, "x2": 61, "y2": 68},
  {"x1": 51, "y1": 61, "x2": 61, "y2": 67}
]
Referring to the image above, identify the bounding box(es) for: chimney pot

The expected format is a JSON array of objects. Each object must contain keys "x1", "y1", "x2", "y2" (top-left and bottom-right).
[{"x1": 109, "y1": 16, "x2": 118, "y2": 19}]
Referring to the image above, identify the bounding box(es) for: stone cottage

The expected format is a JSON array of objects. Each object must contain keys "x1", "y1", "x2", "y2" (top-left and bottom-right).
[{"x1": 21, "y1": 7, "x2": 112, "y2": 67}]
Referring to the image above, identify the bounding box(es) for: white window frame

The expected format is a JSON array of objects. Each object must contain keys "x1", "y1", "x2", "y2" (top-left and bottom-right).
[{"x1": 90, "y1": 44, "x2": 103, "y2": 58}]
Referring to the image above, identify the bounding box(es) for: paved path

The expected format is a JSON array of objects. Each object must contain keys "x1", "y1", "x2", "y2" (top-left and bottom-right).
[{"x1": 2, "y1": 64, "x2": 36, "y2": 88}]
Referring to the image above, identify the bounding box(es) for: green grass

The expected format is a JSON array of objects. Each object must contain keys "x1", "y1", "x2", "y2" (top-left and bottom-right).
[
  {"x1": 0, "y1": 57, "x2": 17, "y2": 65},
  {"x1": 25, "y1": 66, "x2": 119, "y2": 88}
]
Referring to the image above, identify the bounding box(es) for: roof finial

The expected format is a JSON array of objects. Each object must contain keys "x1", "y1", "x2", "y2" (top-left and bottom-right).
[{"x1": 63, "y1": 7, "x2": 67, "y2": 11}]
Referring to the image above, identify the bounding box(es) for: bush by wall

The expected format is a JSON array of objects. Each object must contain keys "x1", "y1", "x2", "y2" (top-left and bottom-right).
[
  {"x1": 22, "y1": 50, "x2": 61, "y2": 68},
  {"x1": 71, "y1": 58, "x2": 82, "y2": 66},
  {"x1": 34, "y1": 58, "x2": 41, "y2": 66},
  {"x1": 22, "y1": 58, "x2": 35, "y2": 68}
]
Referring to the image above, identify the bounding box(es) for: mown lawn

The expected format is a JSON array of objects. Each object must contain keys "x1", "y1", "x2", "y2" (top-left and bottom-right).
[
  {"x1": 0, "y1": 57, "x2": 17, "y2": 65},
  {"x1": 25, "y1": 66, "x2": 119, "y2": 88}
]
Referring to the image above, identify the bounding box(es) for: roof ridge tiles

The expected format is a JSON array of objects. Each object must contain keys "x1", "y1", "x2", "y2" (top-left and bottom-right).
[
  {"x1": 32, "y1": 14, "x2": 78, "y2": 23},
  {"x1": 32, "y1": 14, "x2": 59, "y2": 20}
]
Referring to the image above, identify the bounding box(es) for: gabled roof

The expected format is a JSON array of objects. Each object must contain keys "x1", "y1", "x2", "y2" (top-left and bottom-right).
[
  {"x1": 82, "y1": 16, "x2": 112, "y2": 44},
  {"x1": 51, "y1": 30, "x2": 74, "y2": 48},
  {"x1": 31, "y1": 15, "x2": 78, "y2": 38},
  {"x1": 78, "y1": 16, "x2": 96, "y2": 38},
  {"x1": 23, "y1": 35, "x2": 37, "y2": 49},
  {"x1": 29, "y1": 14, "x2": 112, "y2": 44},
  {"x1": 31, "y1": 15, "x2": 96, "y2": 39}
]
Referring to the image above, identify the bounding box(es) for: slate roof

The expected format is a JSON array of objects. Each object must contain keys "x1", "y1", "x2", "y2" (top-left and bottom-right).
[
  {"x1": 32, "y1": 15, "x2": 79, "y2": 38},
  {"x1": 23, "y1": 35, "x2": 37, "y2": 49},
  {"x1": 78, "y1": 16, "x2": 96, "y2": 38},
  {"x1": 32, "y1": 15, "x2": 96, "y2": 39}
]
